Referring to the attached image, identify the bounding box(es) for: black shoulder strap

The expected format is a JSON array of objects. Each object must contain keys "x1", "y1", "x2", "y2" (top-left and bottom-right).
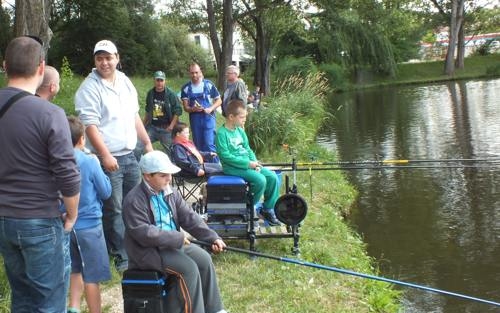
[{"x1": 0, "y1": 91, "x2": 32, "y2": 119}]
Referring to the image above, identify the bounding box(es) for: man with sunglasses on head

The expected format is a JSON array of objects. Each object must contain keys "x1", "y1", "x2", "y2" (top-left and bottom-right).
[
  {"x1": 180, "y1": 62, "x2": 221, "y2": 161},
  {"x1": 135, "y1": 70, "x2": 182, "y2": 159},
  {"x1": 0, "y1": 36, "x2": 81, "y2": 313},
  {"x1": 75, "y1": 39, "x2": 153, "y2": 272}
]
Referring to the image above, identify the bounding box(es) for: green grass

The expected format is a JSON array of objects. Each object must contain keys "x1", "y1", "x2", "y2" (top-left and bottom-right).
[{"x1": 356, "y1": 54, "x2": 500, "y2": 89}]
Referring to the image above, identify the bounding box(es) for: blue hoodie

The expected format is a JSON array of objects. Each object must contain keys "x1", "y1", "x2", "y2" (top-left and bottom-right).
[{"x1": 73, "y1": 149, "x2": 111, "y2": 230}]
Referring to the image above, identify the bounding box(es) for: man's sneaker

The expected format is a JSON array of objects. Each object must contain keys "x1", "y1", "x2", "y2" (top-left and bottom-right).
[
  {"x1": 260, "y1": 209, "x2": 281, "y2": 226},
  {"x1": 114, "y1": 258, "x2": 128, "y2": 272}
]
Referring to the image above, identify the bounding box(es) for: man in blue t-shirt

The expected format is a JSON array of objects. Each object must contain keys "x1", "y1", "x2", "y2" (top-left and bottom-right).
[{"x1": 180, "y1": 63, "x2": 221, "y2": 161}]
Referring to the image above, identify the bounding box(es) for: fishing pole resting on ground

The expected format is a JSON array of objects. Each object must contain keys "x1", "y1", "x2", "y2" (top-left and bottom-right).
[{"x1": 192, "y1": 239, "x2": 500, "y2": 308}]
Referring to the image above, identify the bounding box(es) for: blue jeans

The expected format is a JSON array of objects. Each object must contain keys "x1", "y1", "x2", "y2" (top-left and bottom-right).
[
  {"x1": 63, "y1": 231, "x2": 71, "y2": 304},
  {"x1": 135, "y1": 125, "x2": 173, "y2": 160},
  {"x1": 0, "y1": 217, "x2": 66, "y2": 313},
  {"x1": 103, "y1": 152, "x2": 141, "y2": 263}
]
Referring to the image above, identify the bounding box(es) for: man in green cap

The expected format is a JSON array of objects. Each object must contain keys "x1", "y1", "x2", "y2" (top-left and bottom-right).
[{"x1": 136, "y1": 70, "x2": 183, "y2": 159}]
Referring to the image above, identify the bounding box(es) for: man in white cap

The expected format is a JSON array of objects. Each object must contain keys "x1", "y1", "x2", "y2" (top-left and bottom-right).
[
  {"x1": 122, "y1": 150, "x2": 228, "y2": 313},
  {"x1": 75, "y1": 39, "x2": 153, "y2": 271}
]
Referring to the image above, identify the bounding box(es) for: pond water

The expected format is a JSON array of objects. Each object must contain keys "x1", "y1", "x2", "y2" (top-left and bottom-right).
[{"x1": 317, "y1": 78, "x2": 500, "y2": 313}]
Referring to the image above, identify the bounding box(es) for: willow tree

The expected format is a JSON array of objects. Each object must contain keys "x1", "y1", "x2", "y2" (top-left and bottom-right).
[{"x1": 313, "y1": 3, "x2": 397, "y2": 80}]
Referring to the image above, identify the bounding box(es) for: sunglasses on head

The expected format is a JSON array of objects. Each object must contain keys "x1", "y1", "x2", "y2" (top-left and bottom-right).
[{"x1": 24, "y1": 35, "x2": 44, "y2": 47}]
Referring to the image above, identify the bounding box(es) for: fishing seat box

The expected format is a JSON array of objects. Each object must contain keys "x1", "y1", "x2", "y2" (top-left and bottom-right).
[
  {"x1": 206, "y1": 176, "x2": 248, "y2": 216},
  {"x1": 207, "y1": 219, "x2": 249, "y2": 237},
  {"x1": 122, "y1": 269, "x2": 168, "y2": 313}
]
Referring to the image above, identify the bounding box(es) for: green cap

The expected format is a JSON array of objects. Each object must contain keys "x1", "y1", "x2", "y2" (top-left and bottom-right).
[{"x1": 154, "y1": 71, "x2": 166, "y2": 80}]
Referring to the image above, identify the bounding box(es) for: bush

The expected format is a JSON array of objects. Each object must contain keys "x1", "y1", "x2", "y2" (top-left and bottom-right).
[
  {"x1": 246, "y1": 72, "x2": 329, "y2": 154},
  {"x1": 272, "y1": 56, "x2": 317, "y2": 81},
  {"x1": 318, "y1": 63, "x2": 348, "y2": 91}
]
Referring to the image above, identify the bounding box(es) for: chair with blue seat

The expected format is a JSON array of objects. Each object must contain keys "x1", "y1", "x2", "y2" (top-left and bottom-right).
[{"x1": 122, "y1": 269, "x2": 170, "y2": 313}]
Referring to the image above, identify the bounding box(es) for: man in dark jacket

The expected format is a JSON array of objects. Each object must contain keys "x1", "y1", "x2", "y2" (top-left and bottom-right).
[
  {"x1": 137, "y1": 71, "x2": 183, "y2": 158},
  {"x1": 122, "y1": 151, "x2": 228, "y2": 313},
  {"x1": 0, "y1": 36, "x2": 80, "y2": 313}
]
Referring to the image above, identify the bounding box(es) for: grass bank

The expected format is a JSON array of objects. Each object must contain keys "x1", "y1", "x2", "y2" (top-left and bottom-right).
[
  {"x1": 352, "y1": 54, "x2": 500, "y2": 90},
  {"x1": 0, "y1": 72, "x2": 402, "y2": 312}
]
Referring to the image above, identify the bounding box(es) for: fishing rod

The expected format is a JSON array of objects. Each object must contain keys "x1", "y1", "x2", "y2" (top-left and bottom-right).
[
  {"x1": 192, "y1": 239, "x2": 500, "y2": 308},
  {"x1": 269, "y1": 164, "x2": 500, "y2": 172},
  {"x1": 264, "y1": 157, "x2": 500, "y2": 167}
]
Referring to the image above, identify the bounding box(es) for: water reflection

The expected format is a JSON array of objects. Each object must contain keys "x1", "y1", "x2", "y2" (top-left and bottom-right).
[{"x1": 318, "y1": 79, "x2": 500, "y2": 313}]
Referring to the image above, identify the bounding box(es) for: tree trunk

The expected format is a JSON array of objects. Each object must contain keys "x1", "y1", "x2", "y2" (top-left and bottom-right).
[
  {"x1": 444, "y1": 0, "x2": 458, "y2": 75},
  {"x1": 444, "y1": 0, "x2": 465, "y2": 75},
  {"x1": 219, "y1": 0, "x2": 234, "y2": 90},
  {"x1": 455, "y1": 7, "x2": 465, "y2": 69},
  {"x1": 206, "y1": 0, "x2": 234, "y2": 91},
  {"x1": 254, "y1": 15, "x2": 271, "y2": 96},
  {"x1": 206, "y1": 0, "x2": 221, "y2": 68},
  {"x1": 14, "y1": 0, "x2": 52, "y2": 58}
]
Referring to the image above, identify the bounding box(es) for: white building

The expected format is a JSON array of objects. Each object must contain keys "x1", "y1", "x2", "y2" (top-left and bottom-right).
[{"x1": 188, "y1": 30, "x2": 247, "y2": 69}]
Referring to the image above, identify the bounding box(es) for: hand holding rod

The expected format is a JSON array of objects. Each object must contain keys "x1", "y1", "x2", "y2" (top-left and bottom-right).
[{"x1": 192, "y1": 239, "x2": 500, "y2": 308}]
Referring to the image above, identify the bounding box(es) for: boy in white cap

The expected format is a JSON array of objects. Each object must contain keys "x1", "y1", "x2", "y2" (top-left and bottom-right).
[
  {"x1": 122, "y1": 151, "x2": 228, "y2": 313},
  {"x1": 75, "y1": 39, "x2": 153, "y2": 271}
]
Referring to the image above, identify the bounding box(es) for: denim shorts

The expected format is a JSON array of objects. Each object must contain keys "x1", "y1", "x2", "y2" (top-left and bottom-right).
[{"x1": 70, "y1": 224, "x2": 111, "y2": 283}]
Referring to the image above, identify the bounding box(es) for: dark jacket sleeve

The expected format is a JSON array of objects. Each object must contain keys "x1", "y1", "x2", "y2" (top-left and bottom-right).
[
  {"x1": 144, "y1": 88, "x2": 154, "y2": 125},
  {"x1": 169, "y1": 191, "x2": 220, "y2": 243},
  {"x1": 167, "y1": 88, "x2": 183, "y2": 117},
  {"x1": 172, "y1": 144, "x2": 202, "y2": 176},
  {"x1": 48, "y1": 108, "x2": 81, "y2": 197}
]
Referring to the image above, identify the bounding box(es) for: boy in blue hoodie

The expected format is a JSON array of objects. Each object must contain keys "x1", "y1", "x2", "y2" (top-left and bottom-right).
[{"x1": 67, "y1": 116, "x2": 112, "y2": 313}]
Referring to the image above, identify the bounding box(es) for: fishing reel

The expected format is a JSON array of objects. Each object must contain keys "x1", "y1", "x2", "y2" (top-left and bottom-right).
[{"x1": 274, "y1": 193, "x2": 308, "y2": 226}]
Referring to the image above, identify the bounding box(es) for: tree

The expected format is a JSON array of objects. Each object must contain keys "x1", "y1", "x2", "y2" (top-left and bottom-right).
[
  {"x1": 207, "y1": 0, "x2": 234, "y2": 90},
  {"x1": 427, "y1": 0, "x2": 484, "y2": 75},
  {"x1": 236, "y1": 0, "x2": 306, "y2": 95},
  {"x1": 168, "y1": 0, "x2": 303, "y2": 95},
  {"x1": 51, "y1": 0, "x2": 132, "y2": 73},
  {"x1": 430, "y1": 0, "x2": 465, "y2": 75},
  {"x1": 14, "y1": 0, "x2": 53, "y2": 57},
  {"x1": 312, "y1": 0, "x2": 397, "y2": 79},
  {"x1": 0, "y1": 5, "x2": 13, "y2": 61}
]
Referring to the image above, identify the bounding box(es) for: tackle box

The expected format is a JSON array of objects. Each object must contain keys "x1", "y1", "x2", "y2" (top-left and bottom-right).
[
  {"x1": 122, "y1": 270, "x2": 168, "y2": 313},
  {"x1": 206, "y1": 175, "x2": 247, "y2": 204}
]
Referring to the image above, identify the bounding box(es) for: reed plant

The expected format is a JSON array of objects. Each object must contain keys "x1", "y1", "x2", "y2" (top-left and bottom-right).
[{"x1": 246, "y1": 72, "x2": 330, "y2": 155}]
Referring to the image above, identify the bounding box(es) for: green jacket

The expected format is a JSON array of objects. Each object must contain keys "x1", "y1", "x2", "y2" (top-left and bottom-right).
[{"x1": 216, "y1": 124, "x2": 256, "y2": 171}]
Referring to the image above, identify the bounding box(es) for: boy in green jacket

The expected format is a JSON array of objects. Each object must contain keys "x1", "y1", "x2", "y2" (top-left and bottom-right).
[{"x1": 215, "y1": 99, "x2": 280, "y2": 225}]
